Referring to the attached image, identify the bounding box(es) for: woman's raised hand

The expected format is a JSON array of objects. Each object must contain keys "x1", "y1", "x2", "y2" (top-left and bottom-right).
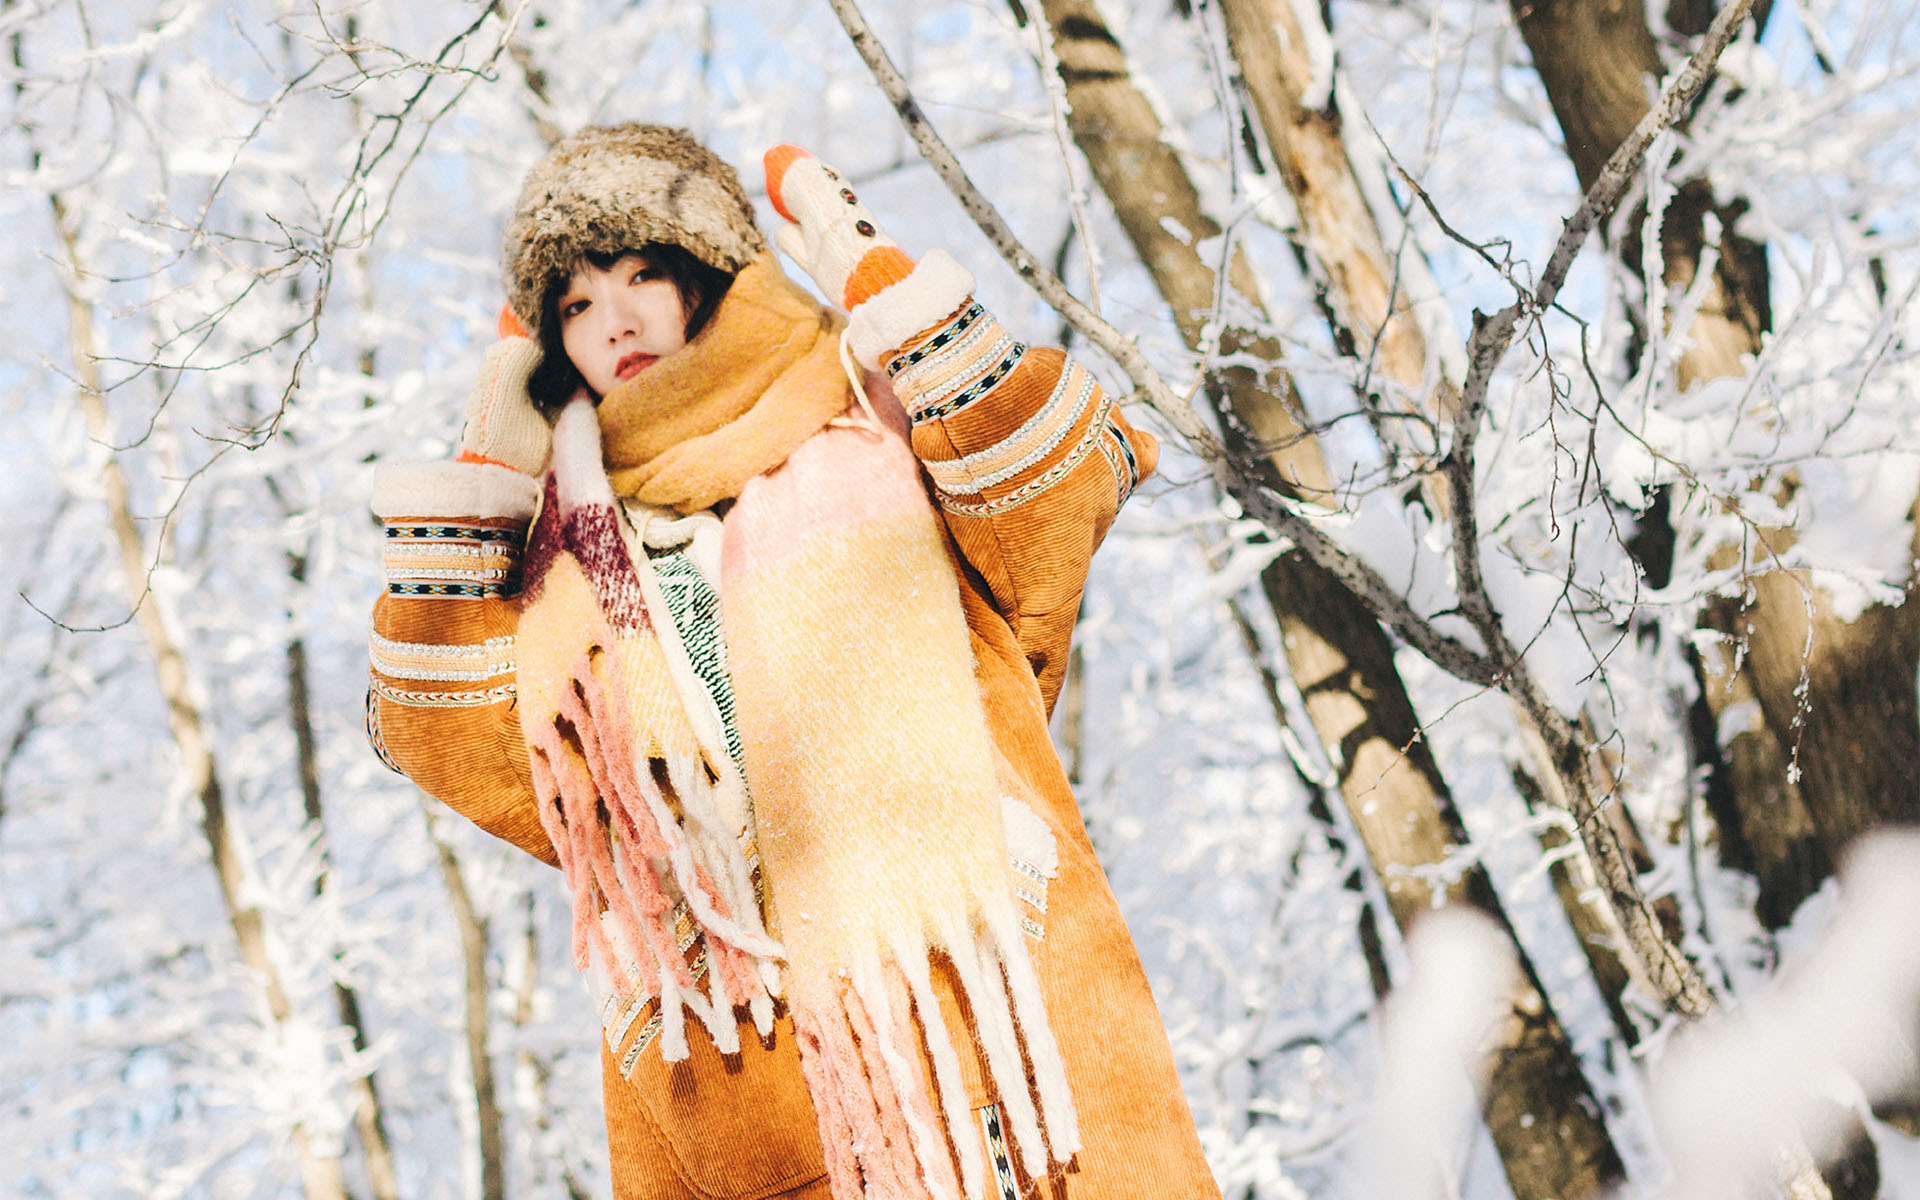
[
  {"x1": 763, "y1": 144, "x2": 916, "y2": 313},
  {"x1": 457, "y1": 323, "x2": 551, "y2": 477}
]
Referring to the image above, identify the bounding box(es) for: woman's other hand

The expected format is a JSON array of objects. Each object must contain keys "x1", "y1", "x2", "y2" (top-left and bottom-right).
[
  {"x1": 458, "y1": 333, "x2": 552, "y2": 477},
  {"x1": 763, "y1": 144, "x2": 916, "y2": 313}
]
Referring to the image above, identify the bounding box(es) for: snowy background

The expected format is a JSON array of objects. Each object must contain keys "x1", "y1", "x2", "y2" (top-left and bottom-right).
[{"x1": 4, "y1": 0, "x2": 1919, "y2": 1197}]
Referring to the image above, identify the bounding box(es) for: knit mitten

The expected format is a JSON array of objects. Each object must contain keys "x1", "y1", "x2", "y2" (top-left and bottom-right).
[
  {"x1": 764, "y1": 144, "x2": 917, "y2": 311},
  {"x1": 457, "y1": 331, "x2": 551, "y2": 476},
  {"x1": 764, "y1": 145, "x2": 977, "y2": 370}
]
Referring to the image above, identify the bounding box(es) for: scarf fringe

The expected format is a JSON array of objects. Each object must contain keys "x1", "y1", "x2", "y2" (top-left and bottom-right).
[
  {"x1": 527, "y1": 638, "x2": 780, "y2": 1062},
  {"x1": 790, "y1": 915, "x2": 1077, "y2": 1200}
]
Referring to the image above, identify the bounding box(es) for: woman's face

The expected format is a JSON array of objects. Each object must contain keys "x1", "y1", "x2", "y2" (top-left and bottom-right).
[{"x1": 556, "y1": 251, "x2": 689, "y2": 397}]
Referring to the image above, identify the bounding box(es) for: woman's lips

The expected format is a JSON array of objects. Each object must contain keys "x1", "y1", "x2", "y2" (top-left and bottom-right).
[{"x1": 615, "y1": 352, "x2": 656, "y2": 381}]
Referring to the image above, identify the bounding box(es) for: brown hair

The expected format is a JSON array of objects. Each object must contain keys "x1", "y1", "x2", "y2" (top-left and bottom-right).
[{"x1": 527, "y1": 243, "x2": 735, "y2": 410}]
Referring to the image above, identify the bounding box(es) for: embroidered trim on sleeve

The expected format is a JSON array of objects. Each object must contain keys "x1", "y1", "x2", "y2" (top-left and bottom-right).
[
  {"x1": 370, "y1": 632, "x2": 516, "y2": 683},
  {"x1": 383, "y1": 521, "x2": 524, "y2": 599},
  {"x1": 363, "y1": 687, "x2": 404, "y2": 774},
  {"x1": 884, "y1": 301, "x2": 985, "y2": 377},
  {"x1": 368, "y1": 677, "x2": 516, "y2": 708},
  {"x1": 922, "y1": 364, "x2": 1099, "y2": 497},
  {"x1": 387, "y1": 581, "x2": 517, "y2": 599},
  {"x1": 936, "y1": 391, "x2": 1116, "y2": 519},
  {"x1": 909, "y1": 342, "x2": 1026, "y2": 426},
  {"x1": 384, "y1": 523, "x2": 523, "y2": 543},
  {"x1": 887, "y1": 303, "x2": 1030, "y2": 427},
  {"x1": 385, "y1": 565, "x2": 518, "y2": 585},
  {"x1": 895, "y1": 319, "x2": 1008, "y2": 400},
  {"x1": 1097, "y1": 416, "x2": 1142, "y2": 505}
]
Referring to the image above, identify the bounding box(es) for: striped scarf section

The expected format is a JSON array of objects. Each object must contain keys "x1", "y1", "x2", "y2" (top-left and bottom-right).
[{"x1": 514, "y1": 413, "x2": 779, "y2": 1063}]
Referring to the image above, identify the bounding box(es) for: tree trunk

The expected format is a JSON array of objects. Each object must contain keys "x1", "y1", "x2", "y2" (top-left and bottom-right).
[
  {"x1": 1514, "y1": 0, "x2": 1920, "y2": 920},
  {"x1": 51, "y1": 193, "x2": 351, "y2": 1200},
  {"x1": 1038, "y1": 2, "x2": 1628, "y2": 1194},
  {"x1": 431, "y1": 815, "x2": 508, "y2": 1200},
  {"x1": 512, "y1": 896, "x2": 596, "y2": 1200},
  {"x1": 286, "y1": 558, "x2": 403, "y2": 1200},
  {"x1": 1214, "y1": 0, "x2": 1455, "y2": 442},
  {"x1": 1514, "y1": 0, "x2": 1902, "y2": 1183},
  {"x1": 1214, "y1": 0, "x2": 1691, "y2": 1053}
]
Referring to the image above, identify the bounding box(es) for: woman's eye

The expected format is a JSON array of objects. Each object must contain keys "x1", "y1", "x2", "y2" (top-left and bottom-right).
[
  {"x1": 633, "y1": 265, "x2": 663, "y2": 283},
  {"x1": 560, "y1": 298, "x2": 588, "y2": 320}
]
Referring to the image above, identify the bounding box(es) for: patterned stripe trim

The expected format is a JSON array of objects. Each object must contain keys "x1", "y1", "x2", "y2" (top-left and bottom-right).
[
  {"x1": 370, "y1": 631, "x2": 515, "y2": 659},
  {"x1": 979, "y1": 1104, "x2": 1021, "y2": 1200},
  {"x1": 883, "y1": 301, "x2": 985, "y2": 378},
  {"x1": 363, "y1": 688, "x2": 404, "y2": 774},
  {"x1": 386, "y1": 580, "x2": 517, "y2": 600},
  {"x1": 370, "y1": 634, "x2": 516, "y2": 683},
  {"x1": 910, "y1": 342, "x2": 1028, "y2": 427},
  {"x1": 384, "y1": 541, "x2": 516, "y2": 561},
  {"x1": 369, "y1": 677, "x2": 516, "y2": 708},
  {"x1": 607, "y1": 990, "x2": 650, "y2": 1051},
  {"x1": 937, "y1": 391, "x2": 1115, "y2": 518},
  {"x1": 383, "y1": 566, "x2": 518, "y2": 584},
  {"x1": 384, "y1": 523, "x2": 522, "y2": 544},
  {"x1": 1097, "y1": 418, "x2": 1141, "y2": 505},
  {"x1": 1021, "y1": 914, "x2": 1045, "y2": 941},
  {"x1": 896, "y1": 320, "x2": 1013, "y2": 407},
  {"x1": 1013, "y1": 883, "x2": 1048, "y2": 913},
  {"x1": 923, "y1": 365, "x2": 1097, "y2": 496}
]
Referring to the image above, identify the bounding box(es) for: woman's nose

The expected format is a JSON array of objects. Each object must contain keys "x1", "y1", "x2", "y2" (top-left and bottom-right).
[{"x1": 604, "y1": 302, "x2": 638, "y2": 341}]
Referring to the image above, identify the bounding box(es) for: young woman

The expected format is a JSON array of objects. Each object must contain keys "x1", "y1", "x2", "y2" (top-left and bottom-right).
[{"x1": 367, "y1": 123, "x2": 1217, "y2": 1200}]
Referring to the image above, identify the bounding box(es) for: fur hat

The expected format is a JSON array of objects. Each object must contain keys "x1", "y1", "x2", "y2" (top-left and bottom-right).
[{"x1": 502, "y1": 123, "x2": 767, "y2": 337}]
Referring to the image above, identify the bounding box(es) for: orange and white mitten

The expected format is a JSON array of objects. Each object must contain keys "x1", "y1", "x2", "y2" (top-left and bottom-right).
[
  {"x1": 456, "y1": 312, "x2": 551, "y2": 477},
  {"x1": 764, "y1": 144, "x2": 976, "y2": 369}
]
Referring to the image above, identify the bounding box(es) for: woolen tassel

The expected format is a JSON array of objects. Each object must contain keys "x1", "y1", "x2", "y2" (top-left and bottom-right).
[
  {"x1": 529, "y1": 737, "x2": 629, "y2": 973},
  {"x1": 841, "y1": 978, "x2": 935, "y2": 1200},
  {"x1": 654, "y1": 746, "x2": 778, "y2": 960},
  {"x1": 984, "y1": 905, "x2": 1080, "y2": 1158},
  {"x1": 526, "y1": 749, "x2": 602, "y2": 972},
  {"x1": 791, "y1": 993, "x2": 877, "y2": 1200},
  {"x1": 938, "y1": 912, "x2": 1049, "y2": 1179},
  {"x1": 855, "y1": 957, "x2": 963, "y2": 1200},
  {"x1": 574, "y1": 639, "x2": 781, "y2": 965},
  {"x1": 893, "y1": 930, "x2": 988, "y2": 1200},
  {"x1": 557, "y1": 725, "x2": 687, "y2": 991},
  {"x1": 565, "y1": 660, "x2": 777, "y2": 1060}
]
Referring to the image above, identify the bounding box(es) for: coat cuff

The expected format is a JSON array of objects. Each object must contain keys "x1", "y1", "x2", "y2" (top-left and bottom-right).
[{"x1": 845, "y1": 249, "x2": 976, "y2": 369}]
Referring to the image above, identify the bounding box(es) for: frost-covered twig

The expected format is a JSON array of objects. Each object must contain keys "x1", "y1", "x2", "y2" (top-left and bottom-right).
[
  {"x1": 825, "y1": 0, "x2": 1498, "y2": 689},
  {"x1": 1430, "y1": 0, "x2": 1760, "y2": 1026},
  {"x1": 823, "y1": 0, "x2": 1216, "y2": 457}
]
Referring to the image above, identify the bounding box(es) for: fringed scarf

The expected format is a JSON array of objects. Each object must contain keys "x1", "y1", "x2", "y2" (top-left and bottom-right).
[{"x1": 514, "y1": 259, "x2": 1078, "y2": 1199}]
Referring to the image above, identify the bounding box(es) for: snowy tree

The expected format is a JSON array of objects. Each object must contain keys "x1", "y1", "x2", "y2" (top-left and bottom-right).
[{"x1": 4, "y1": 0, "x2": 1918, "y2": 1197}]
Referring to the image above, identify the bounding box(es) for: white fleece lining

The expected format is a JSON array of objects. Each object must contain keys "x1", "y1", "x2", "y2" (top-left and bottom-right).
[
  {"x1": 372, "y1": 460, "x2": 540, "y2": 522},
  {"x1": 552, "y1": 399, "x2": 616, "y2": 510},
  {"x1": 846, "y1": 249, "x2": 976, "y2": 369}
]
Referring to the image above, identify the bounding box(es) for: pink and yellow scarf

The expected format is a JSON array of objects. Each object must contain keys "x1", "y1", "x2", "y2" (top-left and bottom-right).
[{"x1": 514, "y1": 259, "x2": 1076, "y2": 1199}]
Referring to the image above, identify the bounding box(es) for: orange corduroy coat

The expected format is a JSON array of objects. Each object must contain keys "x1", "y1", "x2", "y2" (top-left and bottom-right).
[{"x1": 368, "y1": 305, "x2": 1220, "y2": 1200}]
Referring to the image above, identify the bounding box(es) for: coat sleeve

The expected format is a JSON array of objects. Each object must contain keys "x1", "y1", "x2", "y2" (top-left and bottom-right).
[
  {"x1": 851, "y1": 253, "x2": 1160, "y2": 714},
  {"x1": 365, "y1": 459, "x2": 558, "y2": 866}
]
